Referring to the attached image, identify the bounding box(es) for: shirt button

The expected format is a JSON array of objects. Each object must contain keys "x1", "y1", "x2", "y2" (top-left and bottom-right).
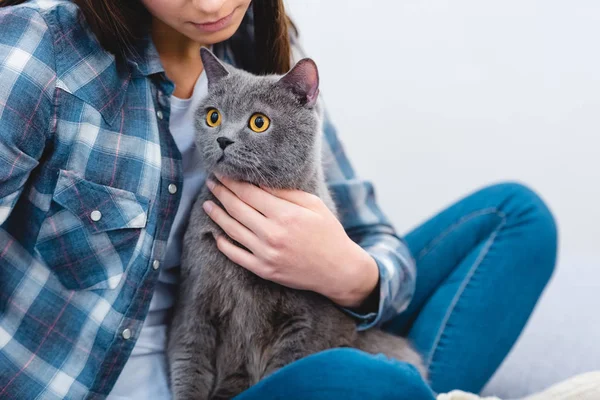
[
  {"x1": 158, "y1": 91, "x2": 168, "y2": 107},
  {"x1": 152, "y1": 260, "x2": 160, "y2": 270},
  {"x1": 122, "y1": 328, "x2": 132, "y2": 340},
  {"x1": 90, "y1": 210, "x2": 102, "y2": 222},
  {"x1": 156, "y1": 110, "x2": 164, "y2": 120},
  {"x1": 168, "y1": 184, "x2": 177, "y2": 194}
]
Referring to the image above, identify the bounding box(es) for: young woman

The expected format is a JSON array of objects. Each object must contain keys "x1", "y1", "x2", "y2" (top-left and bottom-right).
[{"x1": 0, "y1": 0, "x2": 557, "y2": 399}]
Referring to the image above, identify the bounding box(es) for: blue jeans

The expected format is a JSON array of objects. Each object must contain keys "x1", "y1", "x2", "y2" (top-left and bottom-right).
[{"x1": 236, "y1": 183, "x2": 558, "y2": 399}]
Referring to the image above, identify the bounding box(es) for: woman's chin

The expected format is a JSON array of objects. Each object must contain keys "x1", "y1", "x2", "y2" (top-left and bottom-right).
[{"x1": 183, "y1": 16, "x2": 244, "y2": 46}]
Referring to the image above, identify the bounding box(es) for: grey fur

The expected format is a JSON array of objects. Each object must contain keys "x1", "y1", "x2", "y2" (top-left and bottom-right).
[{"x1": 167, "y1": 48, "x2": 426, "y2": 400}]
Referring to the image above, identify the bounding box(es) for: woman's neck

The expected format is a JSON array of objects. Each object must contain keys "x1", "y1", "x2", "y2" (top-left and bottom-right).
[{"x1": 151, "y1": 18, "x2": 206, "y2": 99}]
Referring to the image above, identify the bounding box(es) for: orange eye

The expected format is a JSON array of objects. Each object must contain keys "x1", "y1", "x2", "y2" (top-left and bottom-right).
[
  {"x1": 248, "y1": 113, "x2": 270, "y2": 133},
  {"x1": 206, "y1": 108, "x2": 221, "y2": 127}
]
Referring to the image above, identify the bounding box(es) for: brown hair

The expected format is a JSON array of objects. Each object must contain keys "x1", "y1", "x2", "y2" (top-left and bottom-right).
[{"x1": 0, "y1": 0, "x2": 293, "y2": 74}]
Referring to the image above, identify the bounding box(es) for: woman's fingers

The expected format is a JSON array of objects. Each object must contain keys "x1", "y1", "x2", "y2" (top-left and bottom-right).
[
  {"x1": 203, "y1": 201, "x2": 262, "y2": 253},
  {"x1": 260, "y1": 185, "x2": 325, "y2": 212},
  {"x1": 207, "y1": 178, "x2": 273, "y2": 236},
  {"x1": 213, "y1": 174, "x2": 289, "y2": 218},
  {"x1": 213, "y1": 234, "x2": 273, "y2": 280}
]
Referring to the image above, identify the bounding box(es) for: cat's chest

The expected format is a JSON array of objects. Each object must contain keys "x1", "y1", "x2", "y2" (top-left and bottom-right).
[{"x1": 203, "y1": 254, "x2": 285, "y2": 332}]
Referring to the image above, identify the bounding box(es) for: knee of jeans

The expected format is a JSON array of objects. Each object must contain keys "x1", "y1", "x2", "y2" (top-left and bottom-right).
[
  {"x1": 302, "y1": 347, "x2": 378, "y2": 369},
  {"x1": 489, "y1": 181, "x2": 558, "y2": 276},
  {"x1": 306, "y1": 348, "x2": 429, "y2": 390}
]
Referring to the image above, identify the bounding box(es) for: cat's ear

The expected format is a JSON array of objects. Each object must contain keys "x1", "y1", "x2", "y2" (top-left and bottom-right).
[
  {"x1": 277, "y1": 58, "x2": 320, "y2": 108},
  {"x1": 200, "y1": 47, "x2": 229, "y2": 87}
]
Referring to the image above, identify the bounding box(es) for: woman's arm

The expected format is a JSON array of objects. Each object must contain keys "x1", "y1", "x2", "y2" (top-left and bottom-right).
[
  {"x1": 320, "y1": 112, "x2": 416, "y2": 330},
  {"x1": 202, "y1": 113, "x2": 415, "y2": 332},
  {"x1": 0, "y1": 7, "x2": 56, "y2": 226},
  {"x1": 287, "y1": 32, "x2": 416, "y2": 329},
  {"x1": 204, "y1": 28, "x2": 415, "y2": 331}
]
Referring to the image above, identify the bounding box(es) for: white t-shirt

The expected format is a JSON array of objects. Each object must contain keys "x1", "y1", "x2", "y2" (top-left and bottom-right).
[{"x1": 108, "y1": 71, "x2": 209, "y2": 399}]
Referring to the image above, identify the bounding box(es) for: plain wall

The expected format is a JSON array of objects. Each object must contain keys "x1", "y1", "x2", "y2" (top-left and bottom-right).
[{"x1": 286, "y1": 0, "x2": 600, "y2": 265}]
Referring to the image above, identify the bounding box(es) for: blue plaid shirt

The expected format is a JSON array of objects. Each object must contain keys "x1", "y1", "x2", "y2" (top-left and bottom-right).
[{"x1": 0, "y1": 1, "x2": 416, "y2": 398}]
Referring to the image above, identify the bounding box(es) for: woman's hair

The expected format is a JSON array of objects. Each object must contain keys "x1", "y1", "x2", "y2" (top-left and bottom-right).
[{"x1": 0, "y1": 0, "x2": 293, "y2": 74}]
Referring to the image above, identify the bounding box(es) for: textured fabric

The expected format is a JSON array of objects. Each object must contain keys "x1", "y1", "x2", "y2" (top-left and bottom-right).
[
  {"x1": 0, "y1": 1, "x2": 415, "y2": 398},
  {"x1": 106, "y1": 326, "x2": 170, "y2": 400},
  {"x1": 382, "y1": 183, "x2": 557, "y2": 394},
  {"x1": 234, "y1": 348, "x2": 436, "y2": 400},
  {"x1": 437, "y1": 392, "x2": 501, "y2": 400},
  {"x1": 439, "y1": 371, "x2": 600, "y2": 400},
  {"x1": 523, "y1": 371, "x2": 600, "y2": 400},
  {"x1": 108, "y1": 69, "x2": 210, "y2": 399}
]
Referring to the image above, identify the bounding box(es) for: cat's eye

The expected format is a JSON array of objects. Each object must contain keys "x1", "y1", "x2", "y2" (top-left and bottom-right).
[
  {"x1": 206, "y1": 108, "x2": 221, "y2": 127},
  {"x1": 248, "y1": 113, "x2": 270, "y2": 133}
]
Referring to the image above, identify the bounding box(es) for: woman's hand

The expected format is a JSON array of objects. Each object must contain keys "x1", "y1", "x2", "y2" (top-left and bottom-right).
[{"x1": 202, "y1": 173, "x2": 380, "y2": 308}]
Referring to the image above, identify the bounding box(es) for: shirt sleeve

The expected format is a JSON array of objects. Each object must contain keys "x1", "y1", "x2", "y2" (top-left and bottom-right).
[
  {"x1": 321, "y1": 112, "x2": 416, "y2": 331},
  {"x1": 288, "y1": 30, "x2": 416, "y2": 330},
  {"x1": 0, "y1": 7, "x2": 56, "y2": 226}
]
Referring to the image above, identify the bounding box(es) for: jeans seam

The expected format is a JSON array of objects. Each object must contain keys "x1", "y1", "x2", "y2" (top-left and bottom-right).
[
  {"x1": 417, "y1": 208, "x2": 501, "y2": 261},
  {"x1": 426, "y1": 211, "x2": 507, "y2": 368}
]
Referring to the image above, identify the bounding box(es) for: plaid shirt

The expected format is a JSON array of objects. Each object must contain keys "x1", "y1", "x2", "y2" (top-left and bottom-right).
[{"x1": 0, "y1": 1, "x2": 416, "y2": 398}]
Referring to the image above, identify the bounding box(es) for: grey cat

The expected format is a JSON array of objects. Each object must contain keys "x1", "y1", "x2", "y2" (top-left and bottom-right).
[{"x1": 167, "y1": 48, "x2": 426, "y2": 400}]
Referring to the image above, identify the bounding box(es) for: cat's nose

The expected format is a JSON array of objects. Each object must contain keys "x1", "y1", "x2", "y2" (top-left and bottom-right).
[{"x1": 217, "y1": 137, "x2": 234, "y2": 150}]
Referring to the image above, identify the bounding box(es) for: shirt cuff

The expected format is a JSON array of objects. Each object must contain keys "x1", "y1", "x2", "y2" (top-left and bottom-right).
[
  {"x1": 340, "y1": 255, "x2": 388, "y2": 331},
  {"x1": 339, "y1": 245, "x2": 416, "y2": 331}
]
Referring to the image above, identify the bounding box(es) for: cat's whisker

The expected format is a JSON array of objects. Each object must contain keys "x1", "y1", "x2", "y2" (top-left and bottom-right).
[
  {"x1": 231, "y1": 152, "x2": 255, "y2": 164},
  {"x1": 229, "y1": 150, "x2": 264, "y2": 185},
  {"x1": 247, "y1": 150, "x2": 277, "y2": 184},
  {"x1": 248, "y1": 167, "x2": 260, "y2": 185},
  {"x1": 228, "y1": 154, "x2": 265, "y2": 185},
  {"x1": 171, "y1": 51, "x2": 427, "y2": 399},
  {"x1": 253, "y1": 165, "x2": 270, "y2": 186},
  {"x1": 237, "y1": 149, "x2": 268, "y2": 184}
]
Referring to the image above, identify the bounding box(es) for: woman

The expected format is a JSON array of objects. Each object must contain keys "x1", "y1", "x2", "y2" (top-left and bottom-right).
[{"x1": 0, "y1": 0, "x2": 557, "y2": 399}]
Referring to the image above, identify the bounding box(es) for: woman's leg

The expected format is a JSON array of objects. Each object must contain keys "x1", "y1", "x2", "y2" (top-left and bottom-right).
[
  {"x1": 382, "y1": 182, "x2": 557, "y2": 394},
  {"x1": 234, "y1": 348, "x2": 436, "y2": 400}
]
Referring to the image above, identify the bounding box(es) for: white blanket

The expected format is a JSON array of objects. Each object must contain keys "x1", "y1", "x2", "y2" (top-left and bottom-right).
[{"x1": 438, "y1": 371, "x2": 600, "y2": 400}]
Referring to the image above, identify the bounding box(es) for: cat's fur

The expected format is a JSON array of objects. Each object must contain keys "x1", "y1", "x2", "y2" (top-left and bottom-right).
[{"x1": 167, "y1": 48, "x2": 426, "y2": 400}]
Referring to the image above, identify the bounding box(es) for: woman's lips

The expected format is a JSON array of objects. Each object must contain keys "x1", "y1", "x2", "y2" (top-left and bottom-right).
[{"x1": 191, "y1": 10, "x2": 235, "y2": 33}]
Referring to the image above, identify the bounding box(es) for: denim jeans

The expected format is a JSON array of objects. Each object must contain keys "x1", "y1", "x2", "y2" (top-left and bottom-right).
[{"x1": 236, "y1": 183, "x2": 558, "y2": 399}]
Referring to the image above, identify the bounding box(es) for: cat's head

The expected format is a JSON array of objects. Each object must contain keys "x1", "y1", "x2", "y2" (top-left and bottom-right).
[{"x1": 194, "y1": 48, "x2": 321, "y2": 188}]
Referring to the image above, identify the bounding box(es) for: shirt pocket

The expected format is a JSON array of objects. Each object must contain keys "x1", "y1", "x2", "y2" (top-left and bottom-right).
[{"x1": 35, "y1": 169, "x2": 150, "y2": 291}]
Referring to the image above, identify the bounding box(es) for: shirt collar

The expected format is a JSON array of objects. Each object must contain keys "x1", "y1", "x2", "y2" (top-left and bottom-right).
[{"x1": 129, "y1": 34, "x2": 165, "y2": 77}]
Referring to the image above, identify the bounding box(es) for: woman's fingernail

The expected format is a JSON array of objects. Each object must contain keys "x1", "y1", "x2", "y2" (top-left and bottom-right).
[
  {"x1": 203, "y1": 201, "x2": 213, "y2": 213},
  {"x1": 206, "y1": 179, "x2": 215, "y2": 190}
]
